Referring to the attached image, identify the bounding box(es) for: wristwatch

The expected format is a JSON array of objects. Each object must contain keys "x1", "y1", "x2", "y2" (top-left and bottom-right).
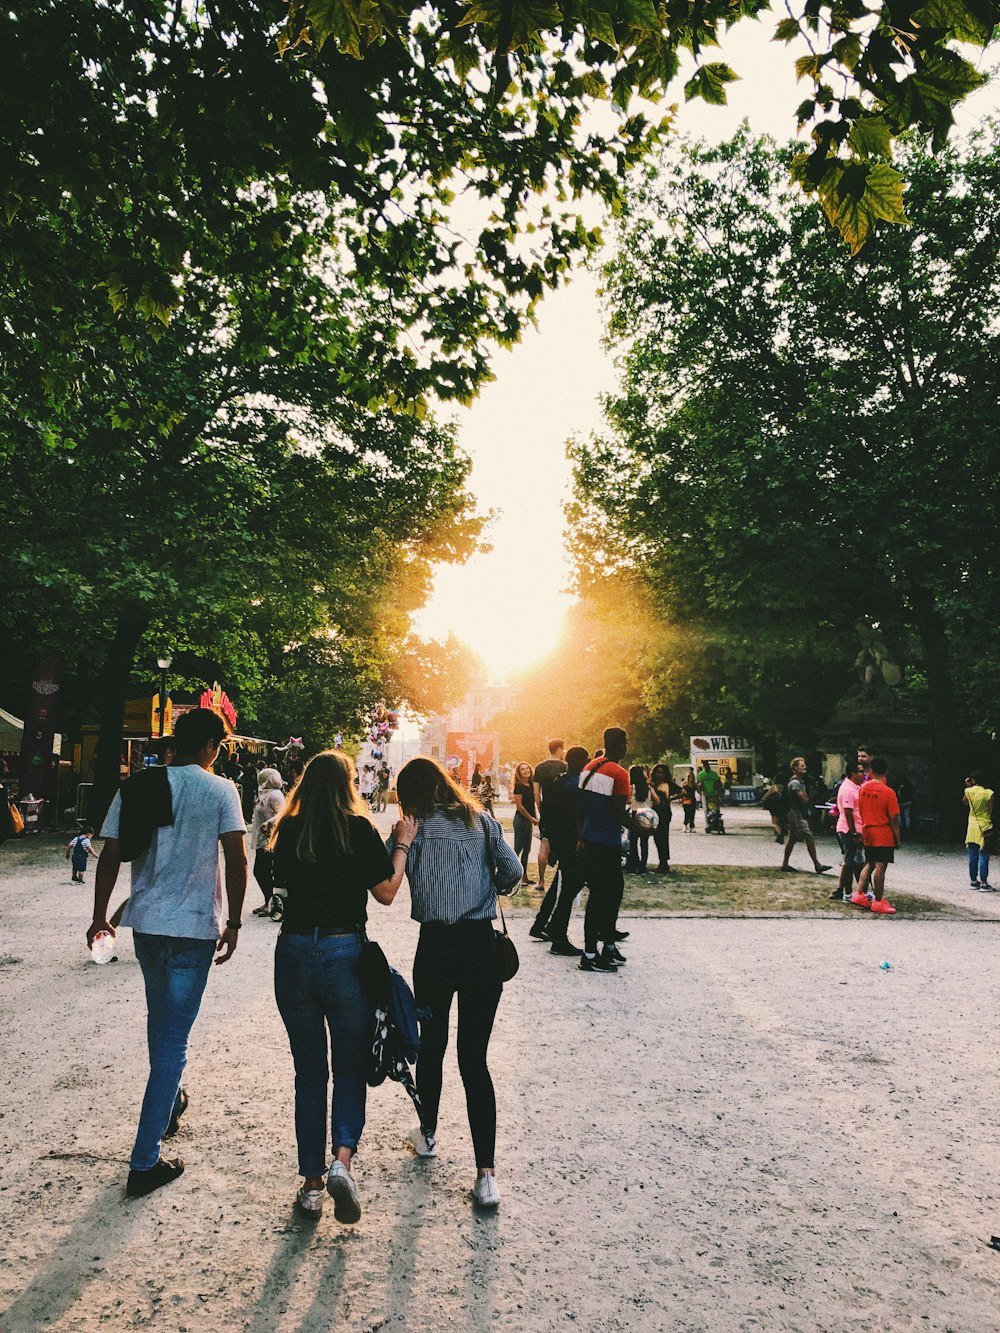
[{"x1": 226, "y1": 919, "x2": 242, "y2": 930}]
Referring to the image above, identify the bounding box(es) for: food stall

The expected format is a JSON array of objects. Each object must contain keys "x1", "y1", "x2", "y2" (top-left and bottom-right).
[{"x1": 688, "y1": 734, "x2": 758, "y2": 804}]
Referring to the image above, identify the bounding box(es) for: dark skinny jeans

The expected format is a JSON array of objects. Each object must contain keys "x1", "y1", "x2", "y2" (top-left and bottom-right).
[
  {"x1": 534, "y1": 838, "x2": 586, "y2": 941},
  {"x1": 582, "y1": 842, "x2": 625, "y2": 954},
  {"x1": 652, "y1": 817, "x2": 671, "y2": 869},
  {"x1": 412, "y1": 919, "x2": 503, "y2": 1168}
]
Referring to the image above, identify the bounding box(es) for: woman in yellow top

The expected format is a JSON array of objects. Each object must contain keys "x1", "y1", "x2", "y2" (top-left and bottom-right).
[{"x1": 963, "y1": 770, "x2": 995, "y2": 891}]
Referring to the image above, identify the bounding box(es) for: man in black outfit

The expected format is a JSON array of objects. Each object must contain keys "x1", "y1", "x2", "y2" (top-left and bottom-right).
[
  {"x1": 577, "y1": 727, "x2": 631, "y2": 973},
  {"x1": 532, "y1": 739, "x2": 567, "y2": 893},
  {"x1": 528, "y1": 746, "x2": 589, "y2": 954}
]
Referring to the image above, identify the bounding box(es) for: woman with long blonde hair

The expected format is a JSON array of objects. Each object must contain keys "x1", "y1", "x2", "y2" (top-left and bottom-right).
[
  {"x1": 268, "y1": 750, "x2": 416, "y2": 1224},
  {"x1": 392, "y1": 756, "x2": 521, "y2": 1209}
]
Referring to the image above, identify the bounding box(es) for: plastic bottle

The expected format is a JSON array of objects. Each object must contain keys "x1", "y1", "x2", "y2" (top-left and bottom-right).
[{"x1": 91, "y1": 931, "x2": 116, "y2": 964}]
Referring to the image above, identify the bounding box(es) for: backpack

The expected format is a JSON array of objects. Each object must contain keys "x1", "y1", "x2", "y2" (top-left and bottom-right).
[{"x1": 360, "y1": 939, "x2": 429, "y2": 1114}]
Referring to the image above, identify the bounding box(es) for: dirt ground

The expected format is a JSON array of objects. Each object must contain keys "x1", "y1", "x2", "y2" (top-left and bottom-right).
[{"x1": 1, "y1": 832, "x2": 999, "y2": 1332}]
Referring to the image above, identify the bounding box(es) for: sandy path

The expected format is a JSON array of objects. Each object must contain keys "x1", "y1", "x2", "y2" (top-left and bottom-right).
[{"x1": 1, "y1": 849, "x2": 999, "y2": 1331}]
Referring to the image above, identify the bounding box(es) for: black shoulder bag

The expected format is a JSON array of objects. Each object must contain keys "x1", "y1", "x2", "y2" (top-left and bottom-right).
[{"x1": 481, "y1": 815, "x2": 519, "y2": 982}]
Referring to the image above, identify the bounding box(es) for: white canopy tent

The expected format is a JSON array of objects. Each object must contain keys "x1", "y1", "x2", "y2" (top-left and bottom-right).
[{"x1": 0, "y1": 705, "x2": 62, "y2": 755}]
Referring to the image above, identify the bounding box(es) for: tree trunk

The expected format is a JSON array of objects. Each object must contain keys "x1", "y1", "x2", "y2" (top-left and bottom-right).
[
  {"x1": 909, "y1": 586, "x2": 964, "y2": 839},
  {"x1": 92, "y1": 609, "x2": 149, "y2": 826}
]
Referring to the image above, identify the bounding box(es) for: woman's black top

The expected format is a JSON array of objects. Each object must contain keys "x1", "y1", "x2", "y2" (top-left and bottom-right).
[
  {"x1": 271, "y1": 814, "x2": 392, "y2": 932},
  {"x1": 513, "y1": 782, "x2": 536, "y2": 817}
]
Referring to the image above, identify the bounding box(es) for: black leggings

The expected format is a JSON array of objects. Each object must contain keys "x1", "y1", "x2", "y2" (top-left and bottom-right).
[
  {"x1": 253, "y1": 848, "x2": 274, "y2": 903},
  {"x1": 682, "y1": 803, "x2": 696, "y2": 829},
  {"x1": 652, "y1": 818, "x2": 671, "y2": 868},
  {"x1": 535, "y1": 840, "x2": 585, "y2": 941},
  {"x1": 412, "y1": 919, "x2": 503, "y2": 1168}
]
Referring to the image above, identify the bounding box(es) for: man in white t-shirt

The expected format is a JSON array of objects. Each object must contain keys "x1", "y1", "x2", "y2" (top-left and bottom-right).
[{"x1": 88, "y1": 708, "x2": 248, "y2": 1197}]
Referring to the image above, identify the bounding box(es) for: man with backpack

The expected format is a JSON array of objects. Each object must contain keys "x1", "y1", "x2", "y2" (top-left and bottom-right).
[
  {"x1": 88, "y1": 707, "x2": 248, "y2": 1198},
  {"x1": 577, "y1": 728, "x2": 631, "y2": 973},
  {"x1": 532, "y1": 738, "x2": 568, "y2": 893},
  {"x1": 780, "y1": 757, "x2": 832, "y2": 875},
  {"x1": 528, "y1": 745, "x2": 589, "y2": 955}
]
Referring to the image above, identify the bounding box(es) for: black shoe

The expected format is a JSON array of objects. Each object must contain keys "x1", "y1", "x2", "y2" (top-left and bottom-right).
[
  {"x1": 579, "y1": 953, "x2": 619, "y2": 973},
  {"x1": 604, "y1": 945, "x2": 626, "y2": 965},
  {"x1": 550, "y1": 939, "x2": 583, "y2": 957},
  {"x1": 163, "y1": 1088, "x2": 189, "y2": 1140},
  {"x1": 829, "y1": 886, "x2": 845, "y2": 900},
  {"x1": 528, "y1": 922, "x2": 550, "y2": 941},
  {"x1": 612, "y1": 930, "x2": 629, "y2": 942},
  {"x1": 126, "y1": 1157, "x2": 185, "y2": 1198}
]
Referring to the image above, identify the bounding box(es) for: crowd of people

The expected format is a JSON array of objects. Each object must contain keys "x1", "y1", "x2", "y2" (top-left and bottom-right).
[
  {"x1": 84, "y1": 709, "x2": 521, "y2": 1221},
  {"x1": 78, "y1": 708, "x2": 994, "y2": 1231}
]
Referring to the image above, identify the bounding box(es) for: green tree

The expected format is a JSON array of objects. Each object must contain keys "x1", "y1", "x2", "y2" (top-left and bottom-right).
[
  {"x1": 4, "y1": 0, "x2": 996, "y2": 337},
  {"x1": 0, "y1": 184, "x2": 483, "y2": 812},
  {"x1": 571, "y1": 124, "x2": 1000, "y2": 815}
]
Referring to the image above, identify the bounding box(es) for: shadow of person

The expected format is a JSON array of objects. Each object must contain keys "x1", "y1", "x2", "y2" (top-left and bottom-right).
[
  {"x1": 0, "y1": 1186, "x2": 143, "y2": 1329},
  {"x1": 243, "y1": 1204, "x2": 346, "y2": 1333},
  {"x1": 463, "y1": 1202, "x2": 501, "y2": 1330},
  {"x1": 373, "y1": 1158, "x2": 435, "y2": 1330}
]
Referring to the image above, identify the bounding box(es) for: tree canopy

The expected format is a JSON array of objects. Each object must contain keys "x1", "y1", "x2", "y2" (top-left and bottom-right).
[
  {"x1": 567, "y1": 123, "x2": 1000, "y2": 807},
  {"x1": 0, "y1": 166, "x2": 484, "y2": 809}
]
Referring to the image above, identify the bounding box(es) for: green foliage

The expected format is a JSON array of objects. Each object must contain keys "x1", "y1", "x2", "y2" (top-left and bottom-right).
[
  {"x1": 569, "y1": 125, "x2": 1000, "y2": 785},
  {"x1": 0, "y1": 176, "x2": 485, "y2": 782},
  {"x1": 2, "y1": 0, "x2": 651, "y2": 402},
  {"x1": 286, "y1": 0, "x2": 999, "y2": 250}
]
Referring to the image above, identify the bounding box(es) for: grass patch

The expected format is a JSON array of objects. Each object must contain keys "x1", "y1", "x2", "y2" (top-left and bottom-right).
[{"x1": 508, "y1": 863, "x2": 972, "y2": 918}]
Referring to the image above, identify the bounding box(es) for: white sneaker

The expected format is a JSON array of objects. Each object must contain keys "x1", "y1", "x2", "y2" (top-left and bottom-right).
[
  {"x1": 296, "y1": 1185, "x2": 324, "y2": 1218},
  {"x1": 409, "y1": 1126, "x2": 437, "y2": 1158},
  {"x1": 472, "y1": 1172, "x2": 500, "y2": 1208},
  {"x1": 326, "y1": 1160, "x2": 362, "y2": 1223}
]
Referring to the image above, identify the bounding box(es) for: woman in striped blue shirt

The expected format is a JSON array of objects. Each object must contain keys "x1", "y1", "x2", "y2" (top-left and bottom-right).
[{"x1": 392, "y1": 757, "x2": 521, "y2": 1208}]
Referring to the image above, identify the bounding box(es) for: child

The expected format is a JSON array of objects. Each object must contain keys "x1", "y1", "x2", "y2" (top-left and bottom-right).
[{"x1": 66, "y1": 827, "x2": 97, "y2": 882}]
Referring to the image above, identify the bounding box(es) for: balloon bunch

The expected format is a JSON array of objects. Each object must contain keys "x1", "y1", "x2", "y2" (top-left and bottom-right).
[{"x1": 366, "y1": 701, "x2": 399, "y2": 750}]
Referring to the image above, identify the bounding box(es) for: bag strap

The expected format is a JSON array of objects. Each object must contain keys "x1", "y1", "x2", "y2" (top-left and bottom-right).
[
  {"x1": 481, "y1": 812, "x2": 499, "y2": 884},
  {"x1": 580, "y1": 760, "x2": 610, "y2": 791}
]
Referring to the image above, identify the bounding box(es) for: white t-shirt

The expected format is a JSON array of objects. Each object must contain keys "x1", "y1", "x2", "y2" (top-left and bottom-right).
[{"x1": 101, "y1": 766, "x2": 246, "y2": 939}]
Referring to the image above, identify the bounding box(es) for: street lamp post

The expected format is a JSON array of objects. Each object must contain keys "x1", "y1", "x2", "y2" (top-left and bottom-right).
[{"x1": 156, "y1": 654, "x2": 173, "y2": 738}]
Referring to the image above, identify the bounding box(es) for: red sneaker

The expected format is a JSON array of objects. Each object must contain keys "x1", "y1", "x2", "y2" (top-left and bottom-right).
[
  {"x1": 849, "y1": 892, "x2": 870, "y2": 907},
  {"x1": 870, "y1": 898, "x2": 896, "y2": 915}
]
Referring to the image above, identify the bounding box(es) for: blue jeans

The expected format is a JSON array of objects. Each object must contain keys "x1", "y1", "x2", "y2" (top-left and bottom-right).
[
  {"x1": 131, "y1": 933, "x2": 217, "y2": 1171},
  {"x1": 274, "y1": 931, "x2": 370, "y2": 1176},
  {"x1": 513, "y1": 812, "x2": 533, "y2": 877},
  {"x1": 968, "y1": 843, "x2": 991, "y2": 885}
]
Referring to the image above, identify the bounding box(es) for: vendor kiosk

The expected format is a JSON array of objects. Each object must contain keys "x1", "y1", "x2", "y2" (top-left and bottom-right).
[{"x1": 689, "y1": 734, "x2": 758, "y2": 804}]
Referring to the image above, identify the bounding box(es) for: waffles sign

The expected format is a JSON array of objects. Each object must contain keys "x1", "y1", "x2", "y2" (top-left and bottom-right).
[{"x1": 690, "y1": 735, "x2": 754, "y2": 756}]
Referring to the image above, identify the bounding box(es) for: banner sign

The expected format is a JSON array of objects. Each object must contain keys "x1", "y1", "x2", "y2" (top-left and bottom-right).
[
  {"x1": 690, "y1": 735, "x2": 754, "y2": 757},
  {"x1": 446, "y1": 731, "x2": 499, "y2": 789},
  {"x1": 19, "y1": 652, "x2": 61, "y2": 801}
]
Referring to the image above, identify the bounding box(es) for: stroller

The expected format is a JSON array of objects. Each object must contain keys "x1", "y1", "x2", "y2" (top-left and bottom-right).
[{"x1": 705, "y1": 803, "x2": 726, "y2": 835}]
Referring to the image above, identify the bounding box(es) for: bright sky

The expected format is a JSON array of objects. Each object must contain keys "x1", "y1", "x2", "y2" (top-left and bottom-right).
[{"x1": 413, "y1": 22, "x2": 999, "y2": 682}]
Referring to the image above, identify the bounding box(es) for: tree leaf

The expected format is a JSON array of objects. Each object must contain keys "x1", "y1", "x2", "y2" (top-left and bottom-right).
[
  {"x1": 912, "y1": 0, "x2": 994, "y2": 43},
  {"x1": 684, "y1": 63, "x2": 739, "y2": 106},
  {"x1": 847, "y1": 115, "x2": 892, "y2": 160},
  {"x1": 773, "y1": 17, "x2": 801, "y2": 41}
]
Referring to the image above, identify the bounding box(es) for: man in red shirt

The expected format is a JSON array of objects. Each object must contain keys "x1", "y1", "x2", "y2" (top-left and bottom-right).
[
  {"x1": 857, "y1": 755, "x2": 900, "y2": 915},
  {"x1": 577, "y1": 727, "x2": 631, "y2": 972}
]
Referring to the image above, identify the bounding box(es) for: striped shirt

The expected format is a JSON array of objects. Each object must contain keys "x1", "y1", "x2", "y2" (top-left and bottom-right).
[{"x1": 388, "y1": 808, "x2": 522, "y2": 924}]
